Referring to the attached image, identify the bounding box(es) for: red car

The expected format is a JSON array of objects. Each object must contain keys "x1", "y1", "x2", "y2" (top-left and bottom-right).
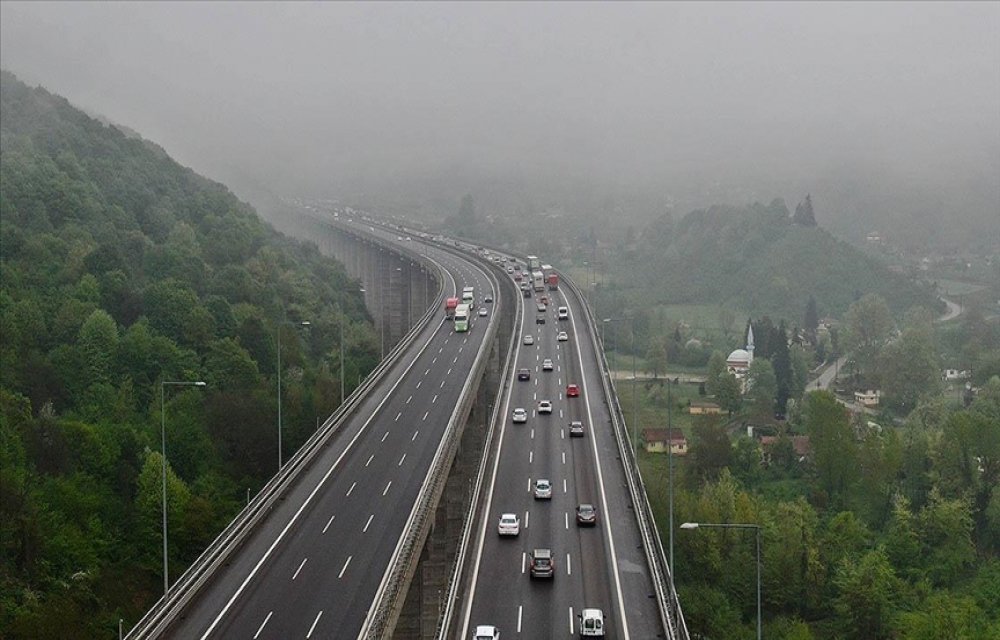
[{"x1": 566, "y1": 384, "x2": 580, "y2": 397}]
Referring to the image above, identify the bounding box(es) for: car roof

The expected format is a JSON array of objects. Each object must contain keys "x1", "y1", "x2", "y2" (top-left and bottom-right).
[
  {"x1": 475, "y1": 625, "x2": 498, "y2": 634},
  {"x1": 532, "y1": 548, "x2": 551, "y2": 557},
  {"x1": 501, "y1": 512, "x2": 517, "y2": 519}
]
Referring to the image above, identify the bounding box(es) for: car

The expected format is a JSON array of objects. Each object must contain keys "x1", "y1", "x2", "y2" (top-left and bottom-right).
[
  {"x1": 529, "y1": 548, "x2": 554, "y2": 579},
  {"x1": 539, "y1": 295, "x2": 549, "y2": 305},
  {"x1": 479, "y1": 307, "x2": 488, "y2": 317},
  {"x1": 506, "y1": 266, "x2": 514, "y2": 273},
  {"x1": 517, "y1": 369, "x2": 531, "y2": 381},
  {"x1": 557, "y1": 306, "x2": 569, "y2": 320},
  {"x1": 523, "y1": 288, "x2": 532, "y2": 298},
  {"x1": 557, "y1": 331, "x2": 569, "y2": 342},
  {"x1": 542, "y1": 358, "x2": 554, "y2": 371},
  {"x1": 579, "y1": 609, "x2": 605, "y2": 636},
  {"x1": 484, "y1": 294, "x2": 493, "y2": 303},
  {"x1": 533, "y1": 478, "x2": 552, "y2": 499},
  {"x1": 566, "y1": 384, "x2": 580, "y2": 397},
  {"x1": 536, "y1": 314, "x2": 546, "y2": 324},
  {"x1": 498, "y1": 513, "x2": 520, "y2": 536},
  {"x1": 515, "y1": 273, "x2": 523, "y2": 282},
  {"x1": 576, "y1": 503, "x2": 598, "y2": 526},
  {"x1": 569, "y1": 421, "x2": 585, "y2": 437},
  {"x1": 473, "y1": 625, "x2": 501, "y2": 640},
  {"x1": 512, "y1": 408, "x2": 527, "y2": 423},
  {"x1": 538, "y1": 400, "x2": 553, "y2": 414},
  {"x1": 523, "y1": 334, "x2": 534, "y2": 345},
  {"x1": 536, "y1": 303, "x2": 547, "y2": 313}
]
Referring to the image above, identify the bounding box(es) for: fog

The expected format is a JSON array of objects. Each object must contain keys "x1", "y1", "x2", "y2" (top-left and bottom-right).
[{"x1": 2, "y1": 2, "x2": 998, "y2": 250}]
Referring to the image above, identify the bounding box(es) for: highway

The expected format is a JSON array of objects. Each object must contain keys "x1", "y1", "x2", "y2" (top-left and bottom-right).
[
  {"x1": 165, "y1": 230, "x2": 499, "y2": 639},
  {"x1": 461, "y1": 272, "x2": 664, "y2": 639}
]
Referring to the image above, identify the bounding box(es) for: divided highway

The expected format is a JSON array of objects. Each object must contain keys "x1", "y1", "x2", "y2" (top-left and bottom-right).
[
  {"x1": 162, "y1": 234, "x2": 499, "y2": 639},
  {"x1": 461, "y1": 273, "x2": 664, "y2": 638}
]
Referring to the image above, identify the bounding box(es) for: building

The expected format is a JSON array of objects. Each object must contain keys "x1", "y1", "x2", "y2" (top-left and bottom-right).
[
  {"x1": 726, "y1": 323, "x2": 755, "y2": 392},
  {"x1": 759, "y1": 435, "x2": 811, "y2": 464},
  {"x1": 689, "y1": 401, "x2": 722, "y2": 415},
  {"x1": 854, "y1": 389, "x2": 881, "y2": 407},
  {"x1": 943, "y1": 369, "x2": 970, "y2": 381},
  {"x1": 642, "y1": 429, "x2": 688, "y2": 455}
]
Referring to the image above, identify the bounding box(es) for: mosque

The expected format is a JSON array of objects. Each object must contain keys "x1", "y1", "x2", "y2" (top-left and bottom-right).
[{"x1": 726, "y1": 323, "x2": 755, "y2": 392}]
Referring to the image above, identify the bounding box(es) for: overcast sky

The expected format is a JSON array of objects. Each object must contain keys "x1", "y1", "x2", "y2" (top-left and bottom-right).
[{"x1": 2, "y1": 1, "x2": 998, "y2": 239}]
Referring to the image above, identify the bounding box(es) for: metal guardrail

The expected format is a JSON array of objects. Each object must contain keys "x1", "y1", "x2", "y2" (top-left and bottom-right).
[
  {"x1": 359, "y1": 248, "x2": 508, "y2": 639},
  {"x1": 562, "y1": 273, "x2": 690, "y2": 640},
  {"x1": 126, "y1": 226, "x2": 445, "y2": 639},
  {"x1": 433, "y1": 257, "x2": 521, "y2": 640}
]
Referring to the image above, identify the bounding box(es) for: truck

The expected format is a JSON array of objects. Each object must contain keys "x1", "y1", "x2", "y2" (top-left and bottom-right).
[
  {"x1": 578, "y1": 609, "x2": 605, "y2": 636},
  {"x1": 526, "y1": 255, "x2": 541, "y2": 272},
  {"x1": 462, "y1": 290, "x2": 475, "y2": 309},
  {"x1": 445, "y1": 297, "x2": 459, "y2": 320},
  {"x1": 531, "y1": 271, "x2": 545, "y2": 292},
  {"x1": 454, "y1": 304, "x2": 471, "y2": 332},
  {"x1": 547, "y1": 273, "x2": 559, "y2": 290}
]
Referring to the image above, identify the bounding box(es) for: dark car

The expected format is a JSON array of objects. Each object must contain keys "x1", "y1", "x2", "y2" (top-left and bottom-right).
[
  {"x1": 536, "y1": 315, "x2": 546, "y2": 324},
  {"x1": 517, "y1": 368, "x2": 531, "y2": 381},
  {"x1": 484, "y1": 294, "x2": 493, "y2": 303},
  {"x1": 529, "y1": 548, "x2": 554, "y2": 579},
  {"x1": 523, "y1": 288, "x2": 532, "y2": 298},
  {"x1": 576, "y1": 504, "x2": 598, "y2": 526}
]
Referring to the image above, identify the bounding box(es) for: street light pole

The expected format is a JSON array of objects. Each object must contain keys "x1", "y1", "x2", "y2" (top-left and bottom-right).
[
  {"x1": 160, "y1": 379, "x2": 206, "y2": 598},
  {"x1": 667, "y1": 378, "x2": 674, "y2": 576},
  {"x1": 277, "y1": 320, "x2": 310, "y2": 471},
  {"x1": 680, "y1": 522, "x2": 762, "y2": 640}
]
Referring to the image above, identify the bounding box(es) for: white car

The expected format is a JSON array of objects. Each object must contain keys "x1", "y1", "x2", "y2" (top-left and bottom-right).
[
  {"x1": 479, "y1": 307, "x2": 488, "y2": 316},
  {"x1": 538, "y1": 400, "x2": 553, "y2": 414},
  {"x1": 497, "y1": 513, "x2": 520, "y2": 536},
  {"x1": 474, "y1": 625, "x2": 501, "y2": 640},
  {"x1": 512, "y1": 408, "x2": 527, "y2": 423},
  {"x1": 557, "y1": 306, "x2": 569, "y2": 320},
  {"x1": 523, "y1": 334, "x2": 534, "y2": 345},
  {"x1": 557, "y1": 331, "x2": 569, "y2": 342},
  {"x1": 533, "y1": 478, "x2": 552, "y2": 499},
  {"x1": 542, "y1": 358, "x2": 554, "y2": 371}
]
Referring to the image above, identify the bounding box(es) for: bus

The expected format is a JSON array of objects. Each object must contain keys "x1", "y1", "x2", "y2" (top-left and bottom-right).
[
  {"x1": 526, "y1": 256, "x2": 541, "y2": 272},
  {"x1": 454, "y1": 304, "x2": 471, "y2": 332}
]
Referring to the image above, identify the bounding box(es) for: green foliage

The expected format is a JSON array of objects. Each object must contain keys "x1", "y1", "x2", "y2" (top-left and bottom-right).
[
  {"x1": 804, "y1": 391, "x2": 858, "y2": 506},
  {"x1": 833, "y1": 547, "x2": 902, "y2": 639},
  {"x1": 843, "y1": 293, "x2": 896, "y2": 373}
]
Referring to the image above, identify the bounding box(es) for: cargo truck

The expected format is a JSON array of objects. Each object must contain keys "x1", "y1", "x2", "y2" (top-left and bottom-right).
[
  {"x1": 454, "y1": 304, "x2": 471, "y2": 332},
  {"x1": 532, "y1": 271, "x2": 545, "y2": 292},
  {"x1": 547, "y1": 273, "x2": 559, "y2": 290},
  {"x1": 445, "y1": 297, "x2": 459, "y2": 320}
]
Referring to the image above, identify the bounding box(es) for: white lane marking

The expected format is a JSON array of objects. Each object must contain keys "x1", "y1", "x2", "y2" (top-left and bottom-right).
[
  {"x1": 534, "y1": 379, "x2": 538, "y2": 387},
  {"x1": 422, "y1": 411, "x2": 429, "y2": 421},
  {"x1": 306, "y1": 610, "x2": 323, "y2": 639},
  {"x1": 518, "y1": 606, "x2": 523, "y2": 633},
  {"x1": 558, "y1": 377, "x2": 562, "y2": 385},
  {"x1": 383, "y1": 481, "x2": 392, "y2": 496},
  {"x1": 363, "y1": 514, "x2": 374, "y2": 533},
  {"x1": 406, "y1": 395, "x2": 412, "y2": 404},
  {"x1": 432, "y1": 394, "x2": 438, "y2": 403},
  {"x1": 395, "y1": 412, "x2": 401, "y2": 421},
  {"x1": 563, "y1": 479, "x2": 568, "y2": 493},
  {"x1": 253, "y1": 611, "x2": 273, "y2": 639},
  {"x1": 412, "y1": 431, "x2": 419, "y2": 441},
  {"x1": 527, "y1": 477, "x2": 532, "y2": 492},
  {"x1": 432, "y1": 357, "x2": 437, "y2": 364},
  {"x1": 292, "y1": 557, "x2": 307, "y2": 580},
  {"x1": 338, "y1": 556, "x2": 352, "y2": 578},
  {"x1": 447, "y1": 368, "x2": 452, "y2": 376},
  {"x1": 530, "y1": 428, "x2": 534, "y2": 439},
  {"x1": 569, "y1": 607, "x2": 575, "y2": 635},
  {"x1": 382, "y1": 431, "x2": 389, "y2": 442},
  {"x1": 561, "y1": 428, "x2": 565, "y2": 439},
  {"x1": 416, "y1": 380, "x2": 422, "y2": 389},
  {"x1": 524, "y1": 511, "x2": 529, "y2": 528},
  {"x1": 366, "y1": 454, "x2": 374, "y2": 467},
  {"x1": 322, "y1": 514, "x2": 335, "y2": 533},
  {"x1": 459, "y1": 346, "x2": 464, "y2": 353},
  {"x1": 521, "y1": 552, "x2": 526, "y2": 574},
  {"x1": 438, "y1": 347, "x2": 443, "y2": 353},
  {"x1": 565, "y1": 512, "x2": 569, "y2": 530},
  {"x1": 440, "y1": 380, "x2": 446, "y2": 388},
  {"x1": 529, "y1": 451, "x2": 533, "y2": 464},
  {"x1": 567, "y1": 553, "x2": 572, "y2": 575},
  {"x1": 346, "y1": 482, "x2": 356, "y2": 497},
  {"x1": 425, "y1": 368, "x2": 431, "y2": 376},
  {"x1": 560, "y1": 409, "x2": 564, "y2": 419},
  {"x1": 562, "y1": 451, "x2": 566, "y2": 465},
  {"x1": 453, "y1": 356, "x2": 458, "y2": 363},
  {"x1": 398, "y1": 453, "x2": 407, "y2": 466}
]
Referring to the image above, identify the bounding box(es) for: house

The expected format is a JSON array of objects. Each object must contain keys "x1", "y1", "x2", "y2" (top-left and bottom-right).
[
  {"x1": 943, "y1": 369, "x2": 970, "y2": 381},
  {"x1": 854, "y1": 389, "x2": 881, "y2": 407},
  {"x1": 759, "y1": 435, "x2": 811, "y2": 463},
  {"x1": 689, "y1": 401, "x2": 722, "y2": 415},
  {"x1": 642, "y1": 429, "x2": 688, "y2": 455}
]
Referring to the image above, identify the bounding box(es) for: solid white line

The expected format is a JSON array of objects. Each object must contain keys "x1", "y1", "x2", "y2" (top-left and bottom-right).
[
  {"x1": 306, "y1": 610, "x2": 323, "y2": 639},
  {"x1": 322, "y1": 514, "x2": 335, "y2": 533},
  {"x1": 346, "y1": 482, "x2": 356, "y2": 497},
  {"x1": 253, "y1": 611, "x2": 272, "y2": 639},
  {"x1": 366, "y1": 454, "x2": 374, "y2": 467},
  {"x1": 382, "y1": 431, "x2": 389, "y2": 442},
  {"x1": 292, "y1": 557, "x2": 307, "y2": 580},
  {"x1": 412, "y1": 431, "x2": 419, "y2": 441},
  {"x1": 338, "y1": 555, "x2": 352, "y2": 578},
  {"x1": 517, "y1": 605, "x2": 523, "y2": 632},
  {"x1": 398, "y1": 453, "x2": 407, "y2": 466},
  {"x1": 383, "y1": 481, "x2": 392, "y2": 496},
  {"x1": 363, "y1": 514, "x2": 374, "y2": 532}
]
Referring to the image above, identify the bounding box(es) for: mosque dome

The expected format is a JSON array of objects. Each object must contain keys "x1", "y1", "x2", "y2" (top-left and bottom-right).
[{"x1": 727, "y1": 349, "x2": 751, "y2": 363}]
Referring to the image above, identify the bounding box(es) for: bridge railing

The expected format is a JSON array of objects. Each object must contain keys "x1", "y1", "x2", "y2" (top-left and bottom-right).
[
  {"x1": 562, "y1": 273, "x2": 690, "y2": 640},
  {"x1": 125, "y1": 226, "x2": 445, "y2": 639}
]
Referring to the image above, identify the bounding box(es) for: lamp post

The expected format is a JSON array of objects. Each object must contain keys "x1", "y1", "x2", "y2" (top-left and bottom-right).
[
  {"x1": 277, "y1": 320, "x2": 310, "y2": 470},
  {"x1": 160, "y1": 379, "x2": 206, "y2": 597},
  {"x1": 667, "y1": 377, "x2": 675, "y2": 576},
  {"x1": 681, "y1": 521, "x2": 762, "y2": 640}
]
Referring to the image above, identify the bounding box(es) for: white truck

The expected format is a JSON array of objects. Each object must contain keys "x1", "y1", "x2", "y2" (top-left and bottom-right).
[
  {"x1": 531, "y1": 271, "x2": 545, "y2": 292},
  {"x1": 579, "y1": 609, "x2": 605, "y2": 636}
]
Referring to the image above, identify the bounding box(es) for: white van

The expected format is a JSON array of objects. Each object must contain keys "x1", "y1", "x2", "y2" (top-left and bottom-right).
[
  {"x1": 579, "y1": 608, "x2": 605, "y2": 636},
  {"x1": 558, "y1": 306, "x2": 569, "y2": 320}
]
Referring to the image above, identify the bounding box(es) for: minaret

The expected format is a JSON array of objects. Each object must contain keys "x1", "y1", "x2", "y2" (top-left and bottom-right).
[{"x1": 746, "y1": 322, "x2": 755, "y2": 364}]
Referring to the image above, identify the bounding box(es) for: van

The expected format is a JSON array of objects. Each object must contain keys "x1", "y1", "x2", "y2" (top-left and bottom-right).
[
  {"x1": 558, "y1": 306, "x2": 569, "y2": 320},
  {"x1": 579, "y1": 609, "x2": 605, "y2": 636}
]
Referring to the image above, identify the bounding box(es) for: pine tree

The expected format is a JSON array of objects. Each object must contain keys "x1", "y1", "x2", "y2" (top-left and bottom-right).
[{"x1": 793, "y1": 194, "x2": 817, "y2": 226}]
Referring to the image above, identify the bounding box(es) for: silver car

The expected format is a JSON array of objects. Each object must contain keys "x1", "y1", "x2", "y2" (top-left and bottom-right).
[{"x1": 533, "y1": 479, "x2": 552, "y2": 499}]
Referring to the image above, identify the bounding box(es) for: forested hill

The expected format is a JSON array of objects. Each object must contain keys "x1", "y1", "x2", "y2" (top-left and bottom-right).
[
  {"x1": 627, "y1": 199, "x2": 942, "y2": 320},
  {"x1": 0, "y1": 71, "x2": 378, "y2": 637}
]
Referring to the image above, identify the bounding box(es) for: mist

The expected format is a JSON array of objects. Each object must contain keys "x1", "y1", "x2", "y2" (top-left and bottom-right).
[{"x1": 2, "y1": 1, "x2": 997, "y2": 250}]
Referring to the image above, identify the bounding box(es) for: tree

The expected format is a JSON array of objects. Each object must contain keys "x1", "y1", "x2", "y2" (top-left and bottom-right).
[
  {"x1": 833, "y1": 547, "x2": 901, "y2": 639},
  {"x1": 804, "y1": 391, "x2": 858, "y2": 506},
  {"x1": 690, "y1": 420, "x2": 733, "y2": 483},
  {"x1": 772, "y1": 320, "x2": 793, "y2": 414},
  {"x1": 792, "y1": 195, "x2": 817, "y2": 226},
  {"x1": 134, "y1": 450, "x2": 190, "y2": 572},
  {"x1": 918, "y1": 489, "x2": 975, "y2": 586},
  {"x1": 804, "y1": 296, "x2": 819, "y2": 343},
  {"x1": 747, "y1": 358, "x2": 777, "y2": 417},
  {"x1": 715, "y1": 373, "x2": 743, "y2": 416},
  {"x1": 843, "y1": 294, "x2": 895, "y2": 373},
  {"x1": 877, "y1": 326, "x2": 941, "y2": 415},
  {"x1": 706, "y1": 351, "x2": 727, "y2": 396},
  {"x1": 78, "y1": 308, "x2": 118, "y2": 386}
]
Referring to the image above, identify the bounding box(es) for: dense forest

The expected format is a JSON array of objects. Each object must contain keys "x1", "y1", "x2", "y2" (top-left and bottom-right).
[{"x1": 0, "y1": 71, "x2": 379, "y2": 637}]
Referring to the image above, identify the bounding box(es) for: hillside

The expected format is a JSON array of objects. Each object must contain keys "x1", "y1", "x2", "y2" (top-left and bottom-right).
[
  {"x1": 624, "y1": 199, "x2": 942, "y2": 321},
  {"x1": 0, "y1": 71, "x2": 378, "y2": 637}
]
